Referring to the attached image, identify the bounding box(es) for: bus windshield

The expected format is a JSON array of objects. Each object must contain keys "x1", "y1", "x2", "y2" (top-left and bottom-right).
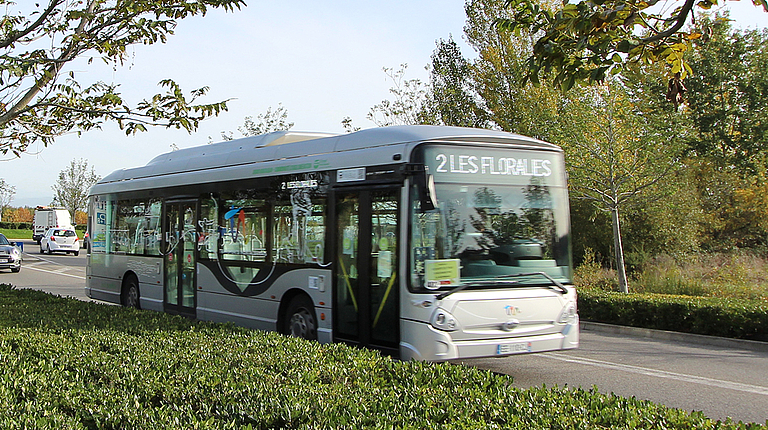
[{"x1": 410, "y1": 144, "x2": 572, "y2": 292}]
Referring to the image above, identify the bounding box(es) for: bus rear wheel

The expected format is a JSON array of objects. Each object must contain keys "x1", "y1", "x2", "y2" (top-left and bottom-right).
[
  {"x1": 284, "y1": 295, "x2": 317, "y2": 341},
  {"x1": 122, "y1": 276, "x2": 141, "y2": 309}
]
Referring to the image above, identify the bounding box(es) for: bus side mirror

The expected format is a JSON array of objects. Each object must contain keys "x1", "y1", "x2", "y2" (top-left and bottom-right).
[
  {"x1": 417, "y1": 173, "x2": 437, "y2": 212},
  {"x1": 404, "y1": 163, "x2": 437, "y2": 212}
]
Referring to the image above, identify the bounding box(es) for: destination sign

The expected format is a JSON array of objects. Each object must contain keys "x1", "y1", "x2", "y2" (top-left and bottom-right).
[
  {"x1": 421, "y1": 145, "x2": 564, "y2": 186},
  {"x1": 434, "y1": 153, "x2": 552, "y2": 177}
]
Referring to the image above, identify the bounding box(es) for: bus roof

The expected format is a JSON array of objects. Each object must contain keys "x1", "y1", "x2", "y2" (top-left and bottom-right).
[{"x1": 91, "y1": 125, "x2": 560, "y2": 195}]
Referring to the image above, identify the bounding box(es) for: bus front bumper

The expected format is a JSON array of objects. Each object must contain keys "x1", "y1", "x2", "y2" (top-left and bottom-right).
[{"x1": 400, "y1": 317, "x2": 579, "y2": 362}]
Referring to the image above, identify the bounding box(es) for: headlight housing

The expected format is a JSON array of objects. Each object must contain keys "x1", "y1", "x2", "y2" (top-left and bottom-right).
[
  {"x1": 431, "y1": 308, "x2": 459, "y2": 332},
  {"x1": 558, "y1": 301, "x2": 578, "y2": 324}
]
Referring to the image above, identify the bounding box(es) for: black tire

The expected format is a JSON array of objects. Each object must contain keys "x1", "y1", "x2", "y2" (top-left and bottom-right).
[
  {"x1": 122, "y1": 276, "x2": 141, "y2": 309},
  {"x1": 73, "y1": 250, "x2": 79, "y2": 256},
  {"x1": 11, "y1": 266, "x2": 20, "y2": 273},
  {"x1": 283, "y1": 295, "x2": 318, "y2": 340},
  {"x1": 39, "y1": 244, "x2": 44, "y2": 254}
]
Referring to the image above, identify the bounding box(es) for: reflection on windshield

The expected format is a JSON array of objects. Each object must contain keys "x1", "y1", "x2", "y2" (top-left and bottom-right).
[{"x1": 411, "y1": 179, "x2": 571, "y2": 290}]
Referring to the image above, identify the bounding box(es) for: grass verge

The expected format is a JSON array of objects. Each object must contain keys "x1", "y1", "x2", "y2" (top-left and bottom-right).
[{"x1": 0, "y1": 228, "x2": 31, "y2": 240}]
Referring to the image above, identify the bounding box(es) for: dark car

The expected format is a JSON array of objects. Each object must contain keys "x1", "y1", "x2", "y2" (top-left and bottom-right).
[{"x1": 0, "y1": 234, "x2": 22, "y2": 272}]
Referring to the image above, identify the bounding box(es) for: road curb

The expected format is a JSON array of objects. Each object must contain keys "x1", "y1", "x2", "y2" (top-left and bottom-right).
[{"x1": 581, "y1": 321, "x2": 768, "y2": 353}]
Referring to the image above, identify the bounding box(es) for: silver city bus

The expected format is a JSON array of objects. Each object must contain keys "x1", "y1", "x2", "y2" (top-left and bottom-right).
[{"x1": 86, "y1": 125, "x2": 578, "y2": 361}]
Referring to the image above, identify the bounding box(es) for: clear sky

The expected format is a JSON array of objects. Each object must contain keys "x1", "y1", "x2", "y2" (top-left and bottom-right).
[{"x1": 3, "y1": 0, "x2": 766, "y2": 208}]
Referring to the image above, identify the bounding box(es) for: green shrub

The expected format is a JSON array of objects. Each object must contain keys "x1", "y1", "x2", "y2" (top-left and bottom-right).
[
  {"x1": 579, "y1": 289, "x2": 768, "y2": 341},
  {"x1": 0, "y1": 222, "x2": 32, "y2": 230},
  {"x1": 573, "y1": 248, "x2": 618, "y2": 291},
  {"x1": 1, "y1": 285, "x2": 764, "y2": 428}
]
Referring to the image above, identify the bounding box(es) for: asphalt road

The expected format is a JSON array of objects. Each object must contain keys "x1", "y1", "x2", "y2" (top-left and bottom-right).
[
  {"x1": 6, "y1": 240, "x2": 768, "y2": 424},
  {"x1": 461, "y1": 327, "x2": 768, "y2": 424},
  {"x1": 6, "y1": 240, "x2": 89, "y2": 301}
]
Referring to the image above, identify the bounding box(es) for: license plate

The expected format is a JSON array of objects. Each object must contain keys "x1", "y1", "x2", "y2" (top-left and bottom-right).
[
  {"x1": 0, "y1": 258, "x2": 7, "y2": 263},
  {"x1": 497, "y1": 342, "x2": 532, "y2": 355}
]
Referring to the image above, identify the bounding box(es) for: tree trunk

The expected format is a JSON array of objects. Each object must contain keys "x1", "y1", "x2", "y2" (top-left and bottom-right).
[{"x1": 611, "y1": 207, "x2": 629, "y2": 293}]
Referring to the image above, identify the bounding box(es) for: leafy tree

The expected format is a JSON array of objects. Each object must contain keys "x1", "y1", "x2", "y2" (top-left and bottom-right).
[
  {"x1": 497, "y1": 0, "x2": 767, "y2": 95},
  {"x1": 220, "y1": 104, "x2": 294, "y2": 141},
  {"x1": 51, "y1": 159, "x2": 101, "y2": 222},
  {"x1": 665, "y1": 18, "x2": 768, "y2": 249},
  {"x1": 569, "y1": 198, "x2": 613, "y2": 265},
  {"x1": 459, "y1": 0, "x2": 567, "y2": 140},
  {"x1": 74, "y1": 210, "x2": 88, "y2": 226},
  {"x1": 621, "y1": 166, "x2": 705, "y2": 266},
  {"x1": 423, "y1": 37, "x2": 489, "y2": 128},
  {"x1": 0, "y1": 179, "x2": 15, "y2": 222},
  {"x1": 5, "y1": 206, "x2": 33, "y2": 223},
  {"x1": 688, "y1": 160, "x2": 768, "y2": 249},
  {"x1": 684, "y1": 16, "x2": 768, "y2": 173},
  {"x1": 0, "y1": 0, "x2": 243, "y2": 156},
  {"x1": 613, "y1": 59, "x2": 702, "y2": 261},
  {"x1": 368, "y1": 64, "x2": 430, "y2": 127},
  {"x1": 563, "y1": 81, "x2": 680, "y2": 292},
  {"x1": 341, "y1": 117, "x2": 361, "y2": 133}
]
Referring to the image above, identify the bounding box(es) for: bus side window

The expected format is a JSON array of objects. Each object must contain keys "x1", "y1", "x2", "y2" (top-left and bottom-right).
[
  {"x1": 115, "y1": 199, "x2": 162, "y2": 256},
  {"x1": 306, "y1": 203, "x2": 325, "y2": 264},
  {"x1": 273, "y1": 202, "x2": 296, "y2": 263},
  {"x1": 199, "y1": 198, "x2": 219, "y2": 260},
  {"x1": 145, "y1": 199, "x2": 162, "y2": 256},
  {"x1": 220, "y1": 198, "x2": 267, "y2": 263},
  {"x1": 273, "y1": 189, "x2": 326, "y2": 265}
]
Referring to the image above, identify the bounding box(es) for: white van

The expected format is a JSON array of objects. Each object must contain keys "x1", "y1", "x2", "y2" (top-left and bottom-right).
[{"x1": 33, "y1": 206, "x2": 73, "y2": 243}]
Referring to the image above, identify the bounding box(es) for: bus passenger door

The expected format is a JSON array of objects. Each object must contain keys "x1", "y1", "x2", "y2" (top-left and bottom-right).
[
  {"x1": 334, "y1": 188, "x2": 400, "y2": 355},
  {"x1": 164, "y1": 200, "x2": 197, "y2": 317}
]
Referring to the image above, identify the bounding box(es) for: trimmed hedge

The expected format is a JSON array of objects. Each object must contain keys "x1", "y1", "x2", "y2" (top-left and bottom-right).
[
  {"x1": 579, "y1": 289, "x2": 768, "y2": 341},
  {"x1": 0, "y1": 222, "x2": 31, "y2": 230},
  {"x1": 0, "y1": 285, "x2": 765, "y2": 429}
]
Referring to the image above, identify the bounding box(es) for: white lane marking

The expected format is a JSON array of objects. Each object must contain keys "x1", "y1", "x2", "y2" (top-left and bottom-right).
[
  {"x1": 22, "y1": 254, "x2": 68, "y2": 265},
  {"x1": 541, "y1": 353, "x2": 768, "y2": 396},
  {"x1": 23, "y1": 265, "x2": 85, "y2": 280}
]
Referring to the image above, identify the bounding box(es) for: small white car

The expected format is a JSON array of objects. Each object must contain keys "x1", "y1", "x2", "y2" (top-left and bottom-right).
[{"x1": 40, "y1": 228, "x2": 81, "y2": 256}]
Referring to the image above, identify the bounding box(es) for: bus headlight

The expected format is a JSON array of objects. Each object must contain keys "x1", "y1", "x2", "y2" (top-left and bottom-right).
[
  {"x1": 558, "y1": 301, "x2": 578, "y2": 324},
  {"x1": 431, "y1": 308, "x2": 459, "y2": 332}
]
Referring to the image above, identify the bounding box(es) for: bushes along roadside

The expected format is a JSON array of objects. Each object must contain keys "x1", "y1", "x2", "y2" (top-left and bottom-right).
[
  {"x1": 578, "y1": 289, "x2": 768, "y2": 341},
  {"x1": 0, "y1": 285, "x2": 765, "y2": 429}
]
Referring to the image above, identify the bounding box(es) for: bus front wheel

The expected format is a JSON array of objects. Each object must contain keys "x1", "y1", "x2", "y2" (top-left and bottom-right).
[{"x1": 284, "y1": 295, "x2": 317, "y2": 341}]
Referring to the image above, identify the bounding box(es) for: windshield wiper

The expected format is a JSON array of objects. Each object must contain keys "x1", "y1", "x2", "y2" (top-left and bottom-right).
[
  {"x1": 435, "y1": 271, "x2": 567, "y2": 301},
  {"x1": 495, "y1": 272, "x2": 568, "y2": 295},
  {"x1": 435, "y1": 280, "x2": 518, "y2": 301}
]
